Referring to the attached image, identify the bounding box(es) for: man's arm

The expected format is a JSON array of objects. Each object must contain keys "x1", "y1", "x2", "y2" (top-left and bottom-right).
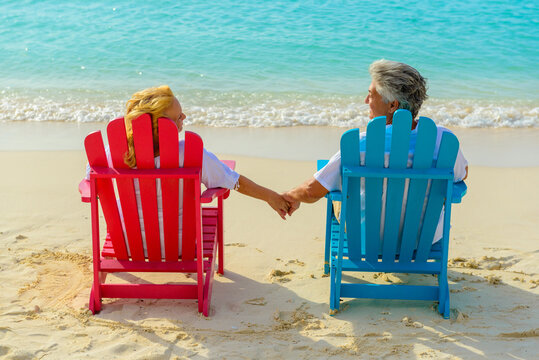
[{"x1": 282, "y1": 177, "x2": 329, "y2": 215}]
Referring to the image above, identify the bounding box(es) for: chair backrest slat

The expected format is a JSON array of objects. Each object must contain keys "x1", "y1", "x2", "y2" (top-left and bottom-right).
[
  {"x1": 85, "y1": 131, "x2": 129, "y2": 260},
  {"x1": 363, "y1": 117, "x2": 386, "y2": 263},
  {"x1": 107, "y1": 118, "x2": 145, "y2": 261},
  {"x1": 132, "y1": 114, "x2": 162, "y2": 261},
  {"x1": 381, "y1": 110, "x2": 412, "y2": 262},
  {"x1": 158, "y1": 118, "x2": 181, "y2": 261},
  {"x1": 399, "y1": 117, "x2": 437, "y2": 262},
  {"x1": 340, "y1": 112, "x2": 459, "y2": 266},
  {"x1": 181, "y1": 131, "x2": 203, "y2": 261},
  {"x1": 340, "y1": 129, "x2": 362, "y2": 259},
  {"x1": 415, "y1": 131, "x2": 459, "y2": 262}
]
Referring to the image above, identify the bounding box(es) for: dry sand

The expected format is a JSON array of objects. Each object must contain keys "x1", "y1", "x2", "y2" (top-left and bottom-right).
[{"x1": 0, "y1": 149, "x2": 538, "y2": 359}]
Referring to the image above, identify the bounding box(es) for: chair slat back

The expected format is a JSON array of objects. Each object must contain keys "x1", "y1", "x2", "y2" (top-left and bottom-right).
[
  {"x1": 181, "y1": 131, "x2": 203, "y2": 261},
  {"x1": 340, "y1": 128, "x2": 362, "y2": 259},
  {"x1": 361, "y1": 116, "x2": 386, "y2": 262},
  {"x1": 107, "y1": 118, "x2": 145, "y2": 261},
  {"x1": 86, "y1": 115, "x2": 204, "y2": 262},
  {"x1": 399, "y1": 116, "x2": 437, "y2": 262},
  {"x1": 132, "y1": 114, "x2": 162, "y2": 261},
  {"x1": 381, "y1": 110, "x2": 412, "y2": 262},
  {"x1": 341, "y1": 111, "x2": 459, "y2": 265},
  {"x1": 158, "y1": 118, "x2": 181, "y2": 261},
  {"x1": 414, "y1": 132, "x2": 459, "y2": 262},
  {"x1": 85, "y1": 130, "x2": 129, "y2": 260}
]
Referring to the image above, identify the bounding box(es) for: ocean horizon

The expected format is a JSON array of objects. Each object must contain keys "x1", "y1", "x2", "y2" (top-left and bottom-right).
[{"x1": 1, "y1": 0, "x2": 537, "y2": 127}]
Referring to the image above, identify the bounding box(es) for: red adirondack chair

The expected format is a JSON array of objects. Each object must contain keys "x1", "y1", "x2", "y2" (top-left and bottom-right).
[{"x1": 79, "y1": 114, "x2": 234, "y2": 316}]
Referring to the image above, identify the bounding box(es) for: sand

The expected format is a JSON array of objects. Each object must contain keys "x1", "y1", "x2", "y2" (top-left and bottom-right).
[{"x1": 0, "y1": 143, "x2": 538, "y2": 359}]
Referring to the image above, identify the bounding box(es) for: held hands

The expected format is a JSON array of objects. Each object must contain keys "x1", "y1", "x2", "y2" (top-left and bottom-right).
[
  {"x1": 235, "y1": 175, "x2": 301, "y2": 220},
  {"x1": 266, "y1": 192, "x2": 301, "y2": 220},
  {"x1": 281, "y1": 192, "x2": 300, "y2": 216},
  {"x1": 267, "y1": 192, "x2": 290, "y2": 220}
]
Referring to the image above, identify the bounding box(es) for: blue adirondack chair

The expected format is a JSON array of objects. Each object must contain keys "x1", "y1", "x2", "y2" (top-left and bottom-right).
[{"x1": 318, "y1": 109, "x2": 467, "y2": 318}]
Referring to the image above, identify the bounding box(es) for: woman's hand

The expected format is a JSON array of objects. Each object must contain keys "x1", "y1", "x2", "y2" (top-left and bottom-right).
[{"x1": 267, "y1": 192, "x2": 290, "y2": 220}]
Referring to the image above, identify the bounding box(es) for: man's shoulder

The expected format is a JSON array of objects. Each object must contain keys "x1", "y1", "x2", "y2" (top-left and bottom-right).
[{"x1": 434, "y1": 124, "x2": 455, "y2": 135}]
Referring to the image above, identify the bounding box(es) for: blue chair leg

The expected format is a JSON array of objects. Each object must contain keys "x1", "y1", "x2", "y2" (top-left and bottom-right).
[
  {"x1": 329, "y1": 264, "x2": 339, "y2": 311},
  {"x1": 324, "y1": 198, "x2": 333, "y2": 275},
  {"x1": 438, "y1": 273, "x2": 450, "y2": 319}
]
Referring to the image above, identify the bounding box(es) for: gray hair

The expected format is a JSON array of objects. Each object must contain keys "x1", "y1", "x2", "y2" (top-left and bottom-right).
[{"x1": 369, "y1": 59, "x2": 428, "y2": 120}]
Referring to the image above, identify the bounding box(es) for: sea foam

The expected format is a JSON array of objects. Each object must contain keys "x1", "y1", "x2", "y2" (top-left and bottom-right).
[{"x1": 1, "y1": 91, "x2": 537, "y2": 128}]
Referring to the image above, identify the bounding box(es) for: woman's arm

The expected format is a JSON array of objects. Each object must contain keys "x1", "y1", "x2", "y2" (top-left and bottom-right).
[{"x1": 236, "y1": 175, "x2": 290, "y2": 220}]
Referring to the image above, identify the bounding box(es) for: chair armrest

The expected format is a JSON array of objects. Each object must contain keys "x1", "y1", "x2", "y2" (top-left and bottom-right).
[
  {"x1": 222, "y1": 160, "x2": 236, "y2": 170},
  {"x1": 201, "y1": 187, "x2": 230, "y2": 203},
  {"x1": 451, "y1": 181, "x2": 467, "y2": 203},
  {"x1": 326, "y1": 191, "x2": 342, "y2": 202},
  {"x1": 317, "y1": 159, "x2": 329, "y2": 171},
  {"x1": 319, "y1": 159, "x2": 466, "y2": 204},
  {"x1": 318, "y1": 160, "x2": 339, "y2": 201},
  {"x1": 79, "y1": 179, "x2": 91, "y2": 203}
]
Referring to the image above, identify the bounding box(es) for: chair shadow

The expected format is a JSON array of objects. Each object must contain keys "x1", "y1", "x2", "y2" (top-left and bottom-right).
[
  {"x1": 85, "y1": 251, "x2": 538, "y2": 360},
  {"x1": 92, "y1": 270, "x2": 347, "y2": 359},
  {"x1": 330, "y1": 268, "x2": 538, "y2": 359}
]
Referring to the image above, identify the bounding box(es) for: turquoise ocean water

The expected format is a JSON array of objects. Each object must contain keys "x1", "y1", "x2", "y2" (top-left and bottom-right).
[{"x1": 1, "y1": 0, "x2": 538, "y2": 127}]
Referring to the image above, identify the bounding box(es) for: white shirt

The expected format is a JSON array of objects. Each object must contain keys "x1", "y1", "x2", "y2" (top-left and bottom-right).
[
  {"x1": 314, "y1": 125, "x2": 468, "y2": 243},
  {"x1": 85, "y1": 141, "x2": 239, "y2": 257}
]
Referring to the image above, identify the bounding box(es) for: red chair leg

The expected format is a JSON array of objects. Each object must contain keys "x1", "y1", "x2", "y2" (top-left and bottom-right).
[{"x1": 218, "y1": 197, "x2": 224, "y2": 275}]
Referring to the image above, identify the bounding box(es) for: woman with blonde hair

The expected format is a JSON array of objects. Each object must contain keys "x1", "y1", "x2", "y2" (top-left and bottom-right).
[
  {"x1": 86, "y1": 85, "x2": 289, "y2": 256},
  {"x1": 120, "y1": 85, "x2": 288, "y2": 215}
]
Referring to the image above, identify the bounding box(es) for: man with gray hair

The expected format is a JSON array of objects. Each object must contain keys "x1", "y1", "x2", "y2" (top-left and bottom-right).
[
  {"x1": 282, "y1": 59, "x2": 468, "y2": 243},
  {"x1": 366, "y1": 59, "x2": 428, "y2": 124}
]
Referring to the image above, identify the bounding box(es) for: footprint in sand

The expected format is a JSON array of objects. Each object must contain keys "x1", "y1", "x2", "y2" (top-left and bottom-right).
[
  {"x1": 450, "y1": 255, "x2": 517, "y2": 271},
  {"x1": 224, "y1": 243, "x2": 246, "y2": 247},
  {"x1": 529, "y1": 279, "x2": 539, "y2": 289},
  {"x1": 448, "y1": 257, "x2": 480, "y2": 269},
  {"x1": 449, "y1": 309, "x2": 469, "y2": 323},
  {"x1": 269, "y1": 269, "x2": 295, "y2": 283},
  {"x1": 499, "y1": 329, "x2": 539, "y2": 338},
  {"x1": 373, "y1": 272, "x2": 404, "y2": 283},
  {"x1": 285, "y1": 259, "x2": 305, "y2": 267},
  {"x1": 485, "y1": 275, "x2": 502, "y2": 285},
  {"x1": 273, "y1": 303, "x2": 322, "y2": 331},
  {"x1": 401, "y1": 316, "x2": 423, "y2": 328},
  {"x1": 450, "y1": 286, "x2": 477, "y2": 293},
  {"x1": 508, "y1": 305, "x2": 529, "y2": 312},
  {"x1": 244, "y1": 297, "x2": 267, "y2": 306}
]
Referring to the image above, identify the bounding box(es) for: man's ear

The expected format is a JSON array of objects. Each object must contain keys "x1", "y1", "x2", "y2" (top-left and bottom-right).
[{"x1": 389, "y1": 100, "x2": 399, "y2": 113}]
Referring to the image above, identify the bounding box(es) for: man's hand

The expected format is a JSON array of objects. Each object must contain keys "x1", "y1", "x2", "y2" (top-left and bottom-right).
[
  {"x1": 279, "y1": 177, "x2": 328, "y2": 217},
  {"x1": 267, "y1": 192, "x2": 290, "y2": 220},
  {"x1": 281, "y1": 193, "x2": 300, "y2": 216}
]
